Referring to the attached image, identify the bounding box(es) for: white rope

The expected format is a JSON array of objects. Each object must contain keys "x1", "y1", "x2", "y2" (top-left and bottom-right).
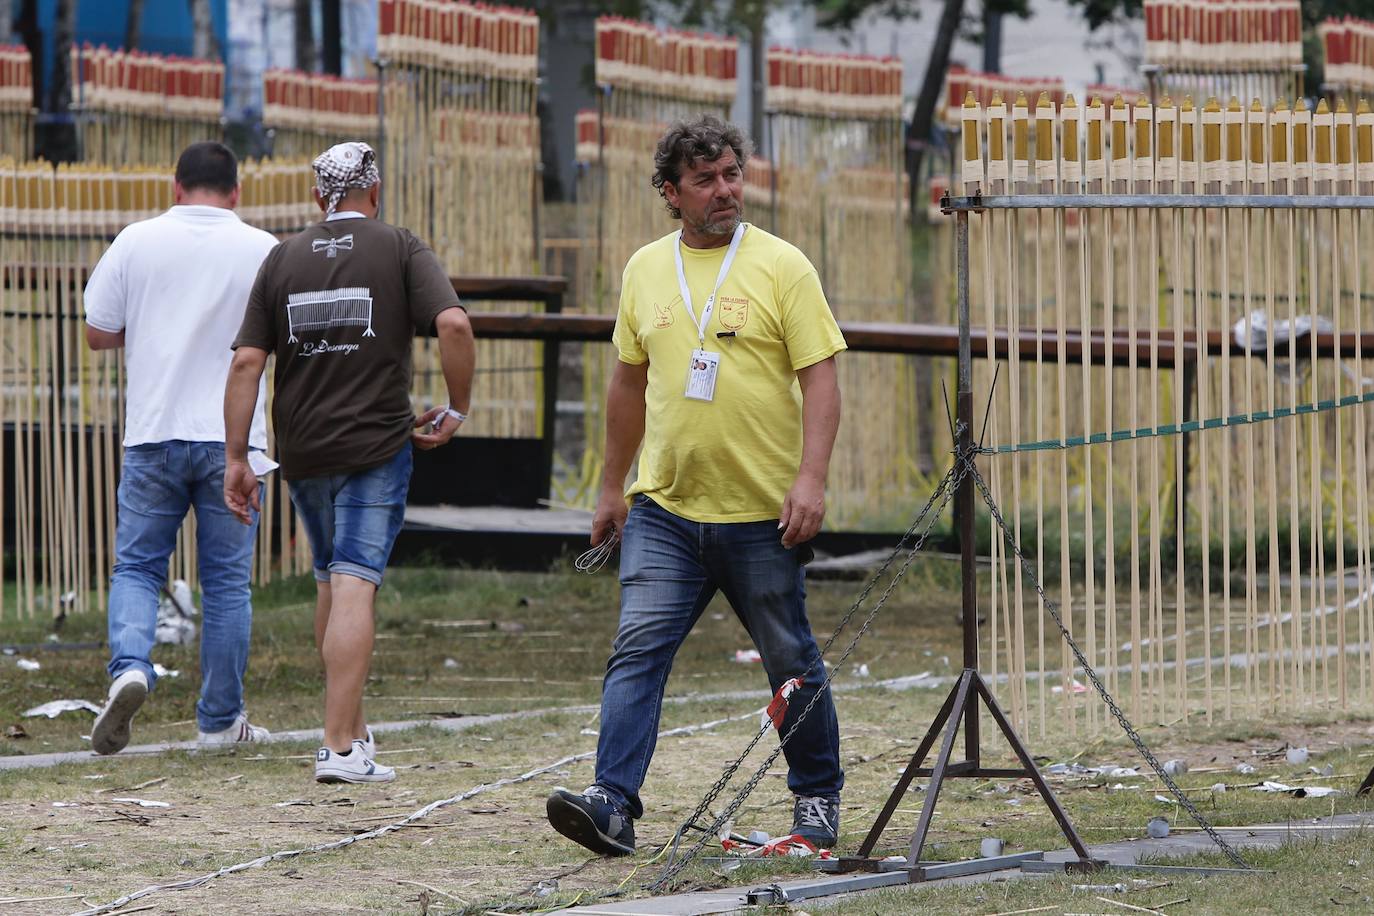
[
  {"x1": 69, "y1": 708, "x2": 758, "y2": 916},
  {"x1": 574, "y1": 530, "x2": 619, "y2": 574}
]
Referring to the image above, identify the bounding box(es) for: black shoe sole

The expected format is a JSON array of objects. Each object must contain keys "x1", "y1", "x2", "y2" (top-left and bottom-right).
[{"x1": 546, "y1": 793, "x2": 634, "y2": 857}]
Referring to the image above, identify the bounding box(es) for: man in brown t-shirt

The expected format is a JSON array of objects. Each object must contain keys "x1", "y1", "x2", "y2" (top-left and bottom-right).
[{"x1": 224, "y1": 141, "x2": 475, "y2": 784}]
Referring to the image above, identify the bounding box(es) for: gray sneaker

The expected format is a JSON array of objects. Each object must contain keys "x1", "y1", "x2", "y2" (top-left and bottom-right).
[
  {"x1": 791, "y1": 794, "x2": 840, "y2": 848},
  {"x1": 92, "y1": 669, "x2": 149, "y2": 755}
]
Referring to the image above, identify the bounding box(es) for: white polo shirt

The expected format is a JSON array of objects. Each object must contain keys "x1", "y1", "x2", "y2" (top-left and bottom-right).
[{"x1": 85, "y1": 205, "x2": 278, "y2": 449}]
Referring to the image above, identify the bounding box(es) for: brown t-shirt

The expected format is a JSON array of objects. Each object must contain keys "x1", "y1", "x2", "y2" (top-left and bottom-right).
[{"x1": 233, "y1": 216, "x2": 460, "y2": 479}]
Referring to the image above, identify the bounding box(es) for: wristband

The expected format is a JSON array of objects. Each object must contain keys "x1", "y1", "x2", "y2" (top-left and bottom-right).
[{"x1": 443, "y1": 406, "x2": 467, "y2": 424}]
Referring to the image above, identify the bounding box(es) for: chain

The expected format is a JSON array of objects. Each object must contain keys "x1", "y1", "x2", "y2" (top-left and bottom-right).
[
  {"x1": 967, "y1": 453, "x2": 1251, "y2": 870},
  {"x1": 646, "y1": 456, "x2": 971, "y2": 892}
]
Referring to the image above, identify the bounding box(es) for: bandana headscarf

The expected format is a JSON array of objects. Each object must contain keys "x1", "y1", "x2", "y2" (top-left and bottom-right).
[{"x1": 312, "y1": 141, "x2": 380, "y2": 217}]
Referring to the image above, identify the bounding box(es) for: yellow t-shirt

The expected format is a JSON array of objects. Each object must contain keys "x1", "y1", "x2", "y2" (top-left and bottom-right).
[{"x1": 612, "y1": 224, "x2": 847, "y2": 523}]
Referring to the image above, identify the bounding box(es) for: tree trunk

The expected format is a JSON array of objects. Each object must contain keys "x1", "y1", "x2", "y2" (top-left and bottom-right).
[
  {"x1": 294, "y1": 0, "x2": 317, "y2": 73},
  {"x1": 321, "y1": 0, "x2": 341, "y2": 75},
  {"x1": 124, "y1": 0, "x2": 144, "y2": 50},
  {"x1": 49, "y1": 0, "x2": 75, "y2": 112},
  {"x1": 982, "y1": 7, "x2": 1002, "y2": 73},
  {"x1": 749, "y1": 16, "x2": 765, "y2": 152},
  {"x1": 188, "y1": 0, "x2": 217, "y2": 59},
  {"x1": 906, "y1": 0, "x2": 965, "y2": 213},
  {"x1": 0, "y1": 0, "x2": 13, "y2": 43}
]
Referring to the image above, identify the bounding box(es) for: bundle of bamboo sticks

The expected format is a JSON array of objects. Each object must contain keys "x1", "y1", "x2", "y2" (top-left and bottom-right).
[
  {"x1": 955, "y1": 89, "x2": 1374, "y2": 735},
  {"x1": 765, "y1": 46, "x2": 921, "y2": 526},
  {"x1": 1143, "y1": 0, "x2": 1304, "y2": 105},
  {"x1": 1322, "y1": 17, "x2": 1374, "y2": 108},
  {"x1": 262, "y1": 68, "x2": 379, "y2": 158},
  {"x1": 942, "y1": 66, "x2": 1066, "y2": 130},
  {"x1": 378, "y1": 0, "x2": 541, "y2": 443},
  {"x1": 0, "y1": 44, "x2": 33, "y2": 159},
  {"x1": 0, "y1": 158, "x2": 317, "y2": 621},
  {"x1": 69, "y1": 45, "x2": 225, "y2": 164}
]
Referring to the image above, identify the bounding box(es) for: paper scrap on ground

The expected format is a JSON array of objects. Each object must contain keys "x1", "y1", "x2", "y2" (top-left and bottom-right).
[
  {"x1": 17, "y1": 658, "x2": 40, "y2": 671},
  {"x1": 733, "y1": 649, "x2": 762, "y2": 663},
  {"x1": 112, "y1": 798, "x2": 171, "y2": 808},
  {"x1": 1251, "y1": 781, "x2": 1341, "y2": 798},
  {"x1": 23, "y1": 700, "x2": 101, "y2": 719}
]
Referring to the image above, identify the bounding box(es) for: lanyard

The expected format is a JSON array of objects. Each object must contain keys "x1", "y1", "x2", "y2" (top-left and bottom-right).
[{"x1": 673, "y1": 222, "x2": 746, "y2": 344}]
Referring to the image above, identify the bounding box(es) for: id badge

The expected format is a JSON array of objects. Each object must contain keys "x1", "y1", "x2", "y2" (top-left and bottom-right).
[{"x1": 685, "y1": 348, "x2": 720, "y2": 401}]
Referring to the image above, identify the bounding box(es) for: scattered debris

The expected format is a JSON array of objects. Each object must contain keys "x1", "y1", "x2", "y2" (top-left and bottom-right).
[
  {"x1": 156, "y1": 580, "x2": 199, "y2": 646},
  {"x1": 23, "y1": 699, "x2": 101, "y2": 719},
  {"x1": 1235, "y1": 762, "x2": 1257, "y2": 775},
  {"x1": 1285, "y1": 746, "x2": 1310, "y2": 766},
  {"x1": 720, "y1": 832, "x2": 831, "y2": 859},
  {"x1": 853, "y1": 663, "x2": 871, "y2": 678},
  {"x1": 1252, "y1": 781, "x2": 1341, "y2": 798},
  {"x1": 443, "y1": 658, "x2": 459, "y2": 669},
  {"x1": 1146, "y1": 816, "x2": 1171, "y2": 838},
  {"x1": 16, "y1": 658, "x2": 40, "y2": 671},
  {"x1": 1162, "y1": 759, "x2": 1188, "y2": 776},
  {"x1": 152, "y1": 663, "x2": 180, "y2": 679},
  {"x1": 1051, "y1": 679, "x2": 1089, "y2": 695},
  {"x1": 980, "y1": 837, "x2": 1004, "y2": 857},
  {"x1": 1211, "y1": 783, "x2": 1227, "y2": 794},
  {"x1": 112, "y1": 798, "x2": 171, "y2": 808},
  {"x1": 52, "y1": 802, "x2": 80, "y2": 808},
  {"x1": 4, "y1": 724, "x2": 27, "y2": 739},
  {"x1": 1072, "y1": 883, "x2": 1127, "y2": 893},
  {"x1": 733, "y1": 649, "x2": 762, "y2": 663}
]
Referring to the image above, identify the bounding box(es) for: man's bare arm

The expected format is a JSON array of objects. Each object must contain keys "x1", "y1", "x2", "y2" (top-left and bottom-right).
[
  {"x1": 223, "y1": 347, "x2": 269, "y2": 525},
  {"x1": 413, "y1": 306, "x2": 476, "y2": 449},
  {"x1": 85, "y1": 326, "x2": 125, "y2": 350},
  {"x1": 779, "y1": 356, "x2": 840, "y2": 548},
  {"x1": 591, "y1": 359, "x2": 649, "y2": 545}
]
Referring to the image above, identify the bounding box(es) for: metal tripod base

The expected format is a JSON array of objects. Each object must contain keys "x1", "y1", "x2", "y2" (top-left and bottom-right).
[{"x1": 838, "y1": 667, "x2": 1095, "y2": 874}]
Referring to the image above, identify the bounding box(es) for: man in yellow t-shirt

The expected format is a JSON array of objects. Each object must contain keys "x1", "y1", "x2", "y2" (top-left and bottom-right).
[{"x1": 547, "y1": 115, "x2": 847, "y2": 857}]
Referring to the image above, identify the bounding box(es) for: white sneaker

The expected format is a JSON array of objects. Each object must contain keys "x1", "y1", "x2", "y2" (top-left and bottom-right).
[
  {"x1": 197, "y1": 713, "x2": 271, "y2": 751},
  {"x1": 315, "y1": 746, "x2": 395, "y2": 784},
  {"x1": 92, "y1": 669, "x2": 149, "y2": 755},
  {"x1": 354, "y1": 726, "x2": 376, "y2": 760}
]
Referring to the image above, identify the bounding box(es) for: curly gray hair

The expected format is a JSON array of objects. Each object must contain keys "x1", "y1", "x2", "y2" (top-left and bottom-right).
[{"x1": 651, "y1": 115, "x2": 753, "y2": 219}]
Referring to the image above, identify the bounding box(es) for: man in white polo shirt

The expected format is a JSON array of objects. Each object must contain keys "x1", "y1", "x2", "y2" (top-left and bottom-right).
[{"x1": 85, "y1": 141, "x2": 278, "y2": 755}]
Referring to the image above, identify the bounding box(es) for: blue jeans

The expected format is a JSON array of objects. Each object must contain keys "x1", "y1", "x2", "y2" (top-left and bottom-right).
[
  {"x1": 288, "y1": 445, "x2": 412, "y2": 587},
  {"x1": 108, "y1": 441, "x2": 259, "y2": 733},
  {"x1": 595, "y1": 496, "x2": 844, "y2": 819}
]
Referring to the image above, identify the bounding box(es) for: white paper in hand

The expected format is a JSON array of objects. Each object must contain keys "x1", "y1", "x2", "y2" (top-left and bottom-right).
[{"x1": 248, "y1": 452, "x2": 280, "y2": 478}]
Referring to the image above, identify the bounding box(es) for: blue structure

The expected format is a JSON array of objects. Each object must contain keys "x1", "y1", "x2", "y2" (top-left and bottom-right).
[{"x1": 33, "y1": 0, "x2": 229, "y2": 92}]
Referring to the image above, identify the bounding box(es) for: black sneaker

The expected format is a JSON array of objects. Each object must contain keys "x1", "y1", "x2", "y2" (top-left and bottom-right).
[
  {"x1": 791, "y1": 794, "x2": 840, "y2": 848},
  {"x1": 546, "y1": 785, "x2": 636, "y2": 856}
]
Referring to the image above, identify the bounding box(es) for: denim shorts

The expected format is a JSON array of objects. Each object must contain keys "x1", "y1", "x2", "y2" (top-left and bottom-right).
[{"x1": 288, "y1": 444, "x2": 412, "y2": 587}]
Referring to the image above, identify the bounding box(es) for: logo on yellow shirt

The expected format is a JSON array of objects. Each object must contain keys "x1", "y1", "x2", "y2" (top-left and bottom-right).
[
  {"x1": 653, "y1": 299, "x2": 676, "y2": 329},
  {"x1": 719, "y1": 297, "x2": 749, "y2": 331}
]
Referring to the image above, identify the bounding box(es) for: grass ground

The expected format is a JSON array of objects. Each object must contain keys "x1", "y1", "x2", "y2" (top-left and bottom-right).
[{"x1": 1, "y1": 563, "x2": 1372, "y2": 915}]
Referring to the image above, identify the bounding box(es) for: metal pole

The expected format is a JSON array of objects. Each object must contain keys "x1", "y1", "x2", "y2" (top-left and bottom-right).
[
  {"x1": 375, "y1": 59, "x2": 387, "y2": 223},
  {"x1": 956, "y1": 208, "x2": 979, "y2": 762}
]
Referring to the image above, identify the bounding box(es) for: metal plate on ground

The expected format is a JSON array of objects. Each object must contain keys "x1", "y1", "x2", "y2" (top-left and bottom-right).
[{"x1": 910, "y1": 850, "x2": 1044, "y2": 881}]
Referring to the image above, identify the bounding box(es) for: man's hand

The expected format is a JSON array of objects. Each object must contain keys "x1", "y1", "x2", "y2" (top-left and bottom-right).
[
  {"x1": 412, "y1": 406, "x2": 461, "y2": 450},
  {"x1": 591, "y1": 486, "x2": 629, "y2": 547},
  {"x1": 778, "y1": 474, "x2": 825, "y2": 549},
  {"x1": 223, "y1": 459, "x2": 260, "y2": 526}
]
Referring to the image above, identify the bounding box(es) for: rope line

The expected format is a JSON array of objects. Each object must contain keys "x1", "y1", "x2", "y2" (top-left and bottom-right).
[
  {"x1": 70, "y1": 711, "x2": 759, "y2": 916},
  {"x1": 981, "y1": 389, "x2": 1374, "y2": 455}
]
